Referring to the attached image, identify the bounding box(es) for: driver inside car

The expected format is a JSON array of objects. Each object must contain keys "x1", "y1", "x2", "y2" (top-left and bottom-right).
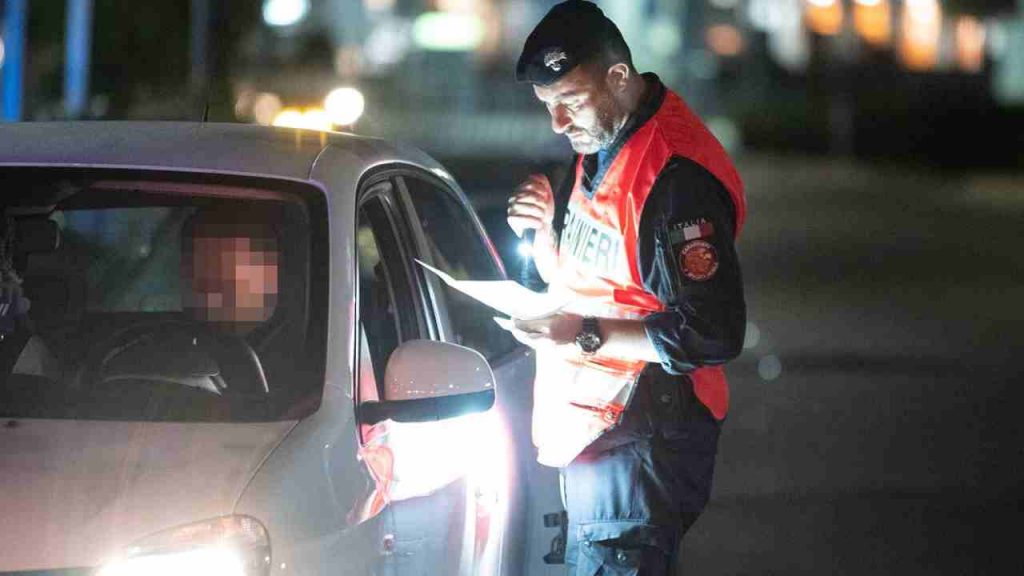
[
  {"x1": 182, "y1": 208, "x2": 280, "y2": 332},
  {"x1": 165, "y1": 206, "x2": 284, "y2": 394},
  {"x1": 78, "y1": 206, "x2": 284, "y2": 400}
]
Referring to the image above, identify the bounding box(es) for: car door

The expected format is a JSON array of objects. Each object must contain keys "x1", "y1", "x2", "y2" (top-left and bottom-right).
[
  {"x1": 355, "y1": 166, "x2": 542, "y2": 575},
  {"x1": 395, "y1": 172, "x2": 541, "y2": 575},
  {"x1": 355, "y1": 175, "x2": 487, "y2": 576}
]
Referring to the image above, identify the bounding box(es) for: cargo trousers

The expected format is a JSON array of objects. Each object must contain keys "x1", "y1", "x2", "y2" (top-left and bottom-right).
[{"x1": 561, "y1": 366, "x2": 722, "y2": 575}]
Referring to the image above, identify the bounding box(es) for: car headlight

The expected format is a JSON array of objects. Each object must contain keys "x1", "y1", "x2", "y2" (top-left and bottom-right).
[{"x1": 97, "y1": 515, "x2": 271, "y2": 576}]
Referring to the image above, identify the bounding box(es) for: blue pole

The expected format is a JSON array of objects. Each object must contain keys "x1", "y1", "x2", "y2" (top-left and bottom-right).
[
  {"x1": 190, "y1": 0, "x2": 209, "y2": 91},
  {"x1": 65, "y1": 0, "x2": 94, "y2": 119},
  {"x1": 2, "y1": 0, "x2": 27, "y2": 121}
]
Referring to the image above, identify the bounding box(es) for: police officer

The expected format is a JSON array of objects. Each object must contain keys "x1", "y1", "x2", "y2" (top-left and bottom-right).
[{"x1": 506, "y1": 1, "x2": 747, "y2": 573}]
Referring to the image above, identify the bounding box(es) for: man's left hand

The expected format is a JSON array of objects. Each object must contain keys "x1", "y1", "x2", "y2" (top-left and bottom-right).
[{"x1": 510, "y1": 313, "x2": 582, "y2": 353}]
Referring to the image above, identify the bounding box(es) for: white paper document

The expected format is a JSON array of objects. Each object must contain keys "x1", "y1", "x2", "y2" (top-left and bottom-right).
[
  {"x1": 491, "y1": 316, "x2": 516, "y2": 331},
  {"x1": 417, "y1": 259, "x2": 570, "y2": 320}
]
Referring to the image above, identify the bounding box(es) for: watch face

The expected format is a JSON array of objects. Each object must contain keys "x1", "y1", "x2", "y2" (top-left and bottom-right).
[{"x1": 576, "y1": 332, "x2": 602, "y2": 354}]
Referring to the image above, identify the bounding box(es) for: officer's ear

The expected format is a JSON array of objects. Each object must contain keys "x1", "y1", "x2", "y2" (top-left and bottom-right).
[{"x1": 604, "y1": 62, "x2": 631, "y2": 94}]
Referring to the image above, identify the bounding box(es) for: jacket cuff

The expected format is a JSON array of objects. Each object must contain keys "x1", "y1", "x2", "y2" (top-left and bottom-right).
[{"x1": 642, "y1": 311, "x2": 689, "y2": 375}]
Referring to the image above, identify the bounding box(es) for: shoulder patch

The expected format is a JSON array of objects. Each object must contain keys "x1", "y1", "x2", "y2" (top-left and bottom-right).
[
  {"x1": 679, "y1": 240, "x2": 718, "y2": 281},
  {"x1": 669, "y1": 218, "x2": 715, "y2": 244}
]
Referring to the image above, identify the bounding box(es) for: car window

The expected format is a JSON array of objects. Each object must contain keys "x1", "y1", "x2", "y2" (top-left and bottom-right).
[
  {"x1": 0, "y1": 168, "x2": 326, "y2": 422},
  {"x1": 402, "y1": 176, "x2": 516, "y2": 362},
  {"x1": 356, "y1": 189, "x2": 421, "y2": 397},
  {"x1": 55, "y1": 207, "x2": 186, "y2": 312}
]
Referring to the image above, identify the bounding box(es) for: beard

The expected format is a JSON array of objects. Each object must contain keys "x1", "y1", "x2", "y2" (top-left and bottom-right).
[
  {"x1": 565, "y1": 97, "x2": 624, "y2": 155},
  {"x1": 567, "y1": 131, "x2": 609, "y2": 155}
]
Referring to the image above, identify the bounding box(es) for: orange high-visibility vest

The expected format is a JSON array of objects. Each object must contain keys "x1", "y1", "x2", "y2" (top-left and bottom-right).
[{"x1": 533, "y1": 88, "x2": 745, "y2": 467}]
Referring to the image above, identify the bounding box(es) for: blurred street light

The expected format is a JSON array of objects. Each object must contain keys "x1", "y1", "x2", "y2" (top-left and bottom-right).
[
  {"x1": 991, "y1": 14, "x2": 1024, "y2": 105},
  {"x1": 956, "y1": 16, "x2": 987, "y2": 73},
  {"x1": 300, "y1": 108, "x2": 332, "y2": 131},
  {"x1": 363, "y1": 0, "x2": 394, "y2": 12},
  {"x1": 987, "y1": 19, "x2": 1008, "y2": 59},
  {"x1": 272, "y1": 108, "x2": 304, "y2": 128},
  {"x1": 648, "y1": 21, "x2": 682, "y2": 58},
  {"x1": 272, "y1": 107, "x2": 333, "y2": 131},
  {"x1": 412, "y1": 11, "x2": 484, "y2": 52},
  {"x1": 437, "y1": 0, "x2": 475, "y2": 12},
  {"x1": 252, "y1": 92, "x2": 283, "y2": 125},
  {"x1": 234, "y1": 90, "x2": 283, "y2": 125},
  {"x1": 749, "y1": 0, "x2": 789, "y2": 32},
  {"x1": 262, "y1": 0, "x2": 309, "y2": 27},
  {"x1": 750, "y1": 0, "x2": 809, "y2": 71},
  {"x1": 804, "y1": 0, "x2": 844, "y2": 36},
  {"x1": 706, "y1": 24, "x2": 745, "y2": 57},
  {"x1": 758, "y1": 355, "x2": 783, "y2": 381},
  {"x1": 853, "y1": 0, "x2": 892, "y2": 46},
  {"x1": 900, "y1": 0, "x2": 942, "y2": 71},
  {"x1": 324, "y1": 87, "x2": 365, "y2": 126},
  {"x1": 362, "y1": 19, "x2": 412, "y2": 71}
]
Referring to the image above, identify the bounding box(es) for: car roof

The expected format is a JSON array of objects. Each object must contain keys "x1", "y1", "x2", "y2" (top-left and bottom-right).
[{"x1": 0, "y1": 121, "x2": 444, "y2": 183}]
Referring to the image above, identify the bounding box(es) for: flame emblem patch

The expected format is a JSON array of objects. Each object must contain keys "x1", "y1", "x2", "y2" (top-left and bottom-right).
[{"x1": 680, "y1": 240, "x2": 719, "y2": 281}]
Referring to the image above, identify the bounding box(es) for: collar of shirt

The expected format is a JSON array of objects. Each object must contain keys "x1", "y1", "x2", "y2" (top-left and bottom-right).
[{"x1": 581, "y1": 73, "x2": 668, "y2": 198}]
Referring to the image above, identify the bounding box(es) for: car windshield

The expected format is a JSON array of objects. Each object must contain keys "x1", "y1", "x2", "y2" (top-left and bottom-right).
[{"x1": 0, "y1": 168, "x2": 326, "y2": 422}]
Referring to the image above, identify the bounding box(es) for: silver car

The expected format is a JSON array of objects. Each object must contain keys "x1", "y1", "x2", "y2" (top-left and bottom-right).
[{"x1": 0, "y1": 122, "x2": 548, "y2": 575}]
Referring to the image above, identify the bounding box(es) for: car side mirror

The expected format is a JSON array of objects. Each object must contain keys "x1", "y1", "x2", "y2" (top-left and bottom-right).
[{"x1": 358, "y1": 340, "x2": 495, "y2": 424}]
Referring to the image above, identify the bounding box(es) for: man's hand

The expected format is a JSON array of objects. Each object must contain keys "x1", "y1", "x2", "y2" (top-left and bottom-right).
[
  {"x1": 509, "y1": 312, "x2": 582, "y2": 355},
  {"x1": 507, "y1": 173, "x2": 555, "y2": 239},
  {"x1": 508, "y1": 173, "x2": 560, "y2": 283}
]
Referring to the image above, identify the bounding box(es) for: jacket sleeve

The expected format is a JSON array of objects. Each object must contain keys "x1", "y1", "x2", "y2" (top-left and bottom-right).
[{"x1": 637, "y1": 156, "x2": 746, "y2": 374}]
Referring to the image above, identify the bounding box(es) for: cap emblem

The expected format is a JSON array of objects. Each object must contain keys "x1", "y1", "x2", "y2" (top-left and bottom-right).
[{"x1": 544, "y1": 49, "x2": 568, "y2": 72}]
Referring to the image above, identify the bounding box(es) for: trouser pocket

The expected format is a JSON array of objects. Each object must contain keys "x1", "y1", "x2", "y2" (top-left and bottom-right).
[{"x1": 574, "y1": 522, "x2": 673, "y2": 576}]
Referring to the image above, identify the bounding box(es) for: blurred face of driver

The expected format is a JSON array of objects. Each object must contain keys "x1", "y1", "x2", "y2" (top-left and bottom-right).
[{"x1": 187, "y1": 235, "x2": 279, "y2": 325}]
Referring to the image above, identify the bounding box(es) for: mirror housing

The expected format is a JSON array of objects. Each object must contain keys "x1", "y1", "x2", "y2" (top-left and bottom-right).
[{"x1": 359, "y1": 340, "x2": 495, "y2": 424}]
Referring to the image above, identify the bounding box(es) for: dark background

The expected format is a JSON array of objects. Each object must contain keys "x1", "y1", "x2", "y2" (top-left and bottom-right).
[{"x1": 4, "y1": 0, "x2": 1023, "y2": 573}]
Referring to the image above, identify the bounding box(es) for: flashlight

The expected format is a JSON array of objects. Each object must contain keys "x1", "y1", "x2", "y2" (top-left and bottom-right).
[{"x1": 518, "y1": 228, "x2": 536, "y2": 259}]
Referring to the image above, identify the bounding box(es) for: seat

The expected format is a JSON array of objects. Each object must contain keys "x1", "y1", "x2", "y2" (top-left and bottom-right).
[{"x1": 7, "y1": 251, "x2": 89, "y2": 382}]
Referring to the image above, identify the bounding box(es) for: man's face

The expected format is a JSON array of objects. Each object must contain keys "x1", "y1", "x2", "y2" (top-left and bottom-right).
[
  {"x1": 533, "y1": 63, "x2": 622, "y2": 154},
  {"x1": 187, "y1": 235, "x2": 279, "y2": 325}
]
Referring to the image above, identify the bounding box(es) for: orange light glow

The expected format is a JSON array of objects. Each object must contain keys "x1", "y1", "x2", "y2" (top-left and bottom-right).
[
  {"x1": 272, "y1": 107, "x2": 334, "y2": 132},
  {"x1": 854, "y1": 0, "x2": 892, "y2": 46},
  {"x1": 706, "y1": 24, "x2": 744, "y2": 57},
  {"x1": 804, "y1": 0, "x2": 844, "y2": 37},
  {"x1": 900, "y1": 0, "x2": 942, "y2": 71},
  {"x1": 436, "y1": 0, "x2": 474, "y2": 13},
  {"x1": 955, "y1": 16, "x2": 986, "y2": 73}
]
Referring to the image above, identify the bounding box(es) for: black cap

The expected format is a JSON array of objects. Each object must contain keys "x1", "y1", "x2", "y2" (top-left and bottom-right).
[{"x1": 516, "y1": 0, "x2": 627, "y2": 86}]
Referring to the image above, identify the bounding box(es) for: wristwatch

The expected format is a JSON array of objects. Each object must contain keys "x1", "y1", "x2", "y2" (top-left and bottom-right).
[{"x1": 575, "y1": 316, "x2": 603, "y2": 355}]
